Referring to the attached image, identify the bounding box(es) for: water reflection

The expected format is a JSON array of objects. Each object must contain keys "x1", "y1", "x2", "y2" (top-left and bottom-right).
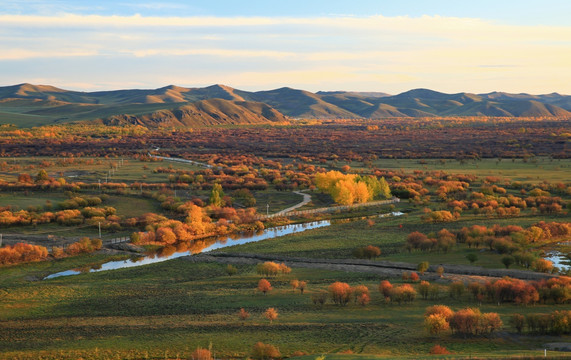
[
  {"x1": 45, "y1": 220, "x2": 331, "y2": 279},
  {"x1": 545, "y1": 251, "x2": 571, "y2": 271},
  {"x1": 45, "y1": 211, "x2": 407, "y2": 280}
]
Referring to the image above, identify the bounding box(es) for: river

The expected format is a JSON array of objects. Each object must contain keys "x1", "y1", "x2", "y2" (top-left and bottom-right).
[{"x1": 44, "y1": 220, "x2": 332, "y2": 279}]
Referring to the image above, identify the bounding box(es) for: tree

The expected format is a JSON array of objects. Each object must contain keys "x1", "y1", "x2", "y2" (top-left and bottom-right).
[
  {"x1": 191, "y1": 348, "x2": 213, "y2": 360},
  {"x1": 238, "y1": 308, "x2": 250, "y2": 321},
  {"x1": 425, "y1": 305, "x2": 454, "y2": 322},
  {"x1": 417, "y1": 261, "x2": 429, "y2": 275},
  {"x1": 155, "y1": 227, "x2": 177, "y2": 245},
  {"x1": 329, "y1": 282, "x2": 352, "y2": 305},
  {"x1": 425, "y1": 314, "x2": 450, "y2": 335},
  {"x1": 290, "y1": 279, "x2": 299, "y2": 292},
  {"x1": 510, "y1": 314, "x2": 525, "y2": 334},
  {"x1": 252, "y1": 342, "x2": 281, "y2": 360},
  {"x1": 311, "y1": 291, "x2": 328, "y2": 307},
  {"x1": 264, "y1": 308, "x2": 278, "y2": 324},
  {"x1": 533, "y1": 259, "x2": 553, "y2": 273},
  {"x1": 501, "y1": 255, "x2": 515, "y2": 269},
  {"x1": 257, "y1": 279, "x2": 272, "y2": 295},
  {"x1": 357, "y1": 293, "x2": 370, "y2": 306},
  {"x1": 36, "y1": 169, "x2": 50, "y2": 182},
  {"x1": 298, "y1": 281, "x2": 307, "y2": 294},
  {"x1": 209, "y1": 183, "x2": 225, "y2": 207},
  {"x1": 352, "y1": 285, "x2": 370, "y2": 303},
  {"x1": 436, "y1": 266, "x2": 444, "y2": 278},
  {"x1": 226, "y1": 264, "x2": 238, "y2": 276},
  {"x1": 419, "y1": 281, "x2": 431, "y2": 299},
  {"x1": 379, "y1": 280, "x2": 393, "y2": 299},
  {"x1": 449, "y1": 281, "x2": 465, "y2": 299},
  {"x1": 466, "y1": 253, "x2": 478, "y2": 264}
]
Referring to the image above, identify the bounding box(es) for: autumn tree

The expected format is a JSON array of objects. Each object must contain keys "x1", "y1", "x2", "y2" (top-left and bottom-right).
[
  {"x1": 425, "y1": 314, "x2": 450, "y2": 335},
  {"x1": 329, "y1": 282, "x2": 352, "y2": 305},
  {"x1": 257, "y1": 279, "x2": 272, "y2": 295},
  {"x1": 290, "y1": 279, "x2": 299, "y2": 292},
  {"x1": 379, "y1": 280, "x2": 393, "y2": 299},
  {"x1": 418, "y1": 281, "x2": 431, "y2": 299},
  {"x1": 298, "y1": 280, "x2": 307, "y2": 294},
  {"x1": 238, "y1": 308, "x2": 250, "y2": 321},
  {"x1": 264, "y1": 308, "x2": 278, "y2": 324}
]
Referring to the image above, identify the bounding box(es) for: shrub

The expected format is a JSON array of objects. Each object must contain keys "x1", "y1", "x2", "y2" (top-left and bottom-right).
[
  {"x1": 226, "y1": 264, "x2": 238, "y2": 276},
  {"x1": 252, "y1": 342, "x2": 281, "y2": 360},
  {"x1": 191, "y1": 348, "x2": 213, "y2": 360},
  {"x1": 311, "y1": 291, "x2": 328, "y2": 306},
  {"x1": 429, "y1": 345, "x2": 451, "y2": 355}
]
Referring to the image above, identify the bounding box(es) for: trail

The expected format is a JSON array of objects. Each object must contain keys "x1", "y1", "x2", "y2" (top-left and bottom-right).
[{"x1": 274, "y1": 191, "x2": 312, "y2": 215}]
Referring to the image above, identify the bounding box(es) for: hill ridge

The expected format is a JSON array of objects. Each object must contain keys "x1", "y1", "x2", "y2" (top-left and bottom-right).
[{"x1": 0, "y1": 83, "x2": 569, "y2": 128}]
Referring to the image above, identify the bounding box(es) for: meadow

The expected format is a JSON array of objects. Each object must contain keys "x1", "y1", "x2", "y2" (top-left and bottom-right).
[
  {"x1": 0, "y1": 118, "x2": 569, "y2": 359},
  {"x1": 1, "y1": 254, "x2": 570, "y2": 360}
]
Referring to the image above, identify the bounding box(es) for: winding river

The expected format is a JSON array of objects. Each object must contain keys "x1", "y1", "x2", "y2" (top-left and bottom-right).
[
  {"x1": 45, "y1": 220, "x2": 332, "y2": 279},
  {"x1": 45, "y1": 211, "x2": 406, "y2": 279}
]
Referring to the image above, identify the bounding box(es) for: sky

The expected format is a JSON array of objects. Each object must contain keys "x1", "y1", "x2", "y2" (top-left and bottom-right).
[{"x1": 1, "y1": 0, "x2": 570, "y2": 94}]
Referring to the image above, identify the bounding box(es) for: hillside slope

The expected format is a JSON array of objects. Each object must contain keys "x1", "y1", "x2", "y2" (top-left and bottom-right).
[{"x1": 0, "y1": 83, "x2": 568, "y2": 127}]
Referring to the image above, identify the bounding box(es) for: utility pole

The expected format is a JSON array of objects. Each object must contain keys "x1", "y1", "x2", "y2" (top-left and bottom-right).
[
  {"x1": 98, "y1": 179, "x2": 101, "y2": 191},
  {"x1": 266, "y1": 203, "x2": 269, "y2": 216}
]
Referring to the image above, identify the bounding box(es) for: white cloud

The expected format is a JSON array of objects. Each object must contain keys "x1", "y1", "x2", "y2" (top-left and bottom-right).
[{"x1": 0, "y1": 13, "x2": 569, "y2": 93}]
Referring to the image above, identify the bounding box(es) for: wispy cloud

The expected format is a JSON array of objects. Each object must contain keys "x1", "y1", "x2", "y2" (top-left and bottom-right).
[{"x1": 0, "y1": 13, "x2": 569, "y2": 93}]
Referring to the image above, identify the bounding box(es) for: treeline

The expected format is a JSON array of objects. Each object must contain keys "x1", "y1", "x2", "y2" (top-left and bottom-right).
[
  {"x1": 510, "y1": 310, "x2": 571, "y2": 335},
  {"x1": 0, "y1": 238, "x2": 102, "y2": 265},
  {"x1": 424, "y1": 305, "x2": 502, "y2": 336}
]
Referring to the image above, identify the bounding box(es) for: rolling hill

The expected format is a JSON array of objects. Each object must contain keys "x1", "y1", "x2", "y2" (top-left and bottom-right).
[{"x1": 0, "y1": 83, "x2": 568, "y2": 128}]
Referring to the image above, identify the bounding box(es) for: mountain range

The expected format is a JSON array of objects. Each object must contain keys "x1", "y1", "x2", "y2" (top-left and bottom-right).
[{"x1": 0, "y1": 83, "x2": 569, "y2": 128}]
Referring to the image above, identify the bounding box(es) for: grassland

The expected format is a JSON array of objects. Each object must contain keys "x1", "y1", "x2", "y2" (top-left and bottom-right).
[
  {"x1": 0, "y1": 155, "x2": 569, "y2": 359},
  {"x1": 1, "y1": 254, "x2": 570, "y2": 360},
  {"x1": 365, "y1": 157, "x2": 570, "y2": 184}
]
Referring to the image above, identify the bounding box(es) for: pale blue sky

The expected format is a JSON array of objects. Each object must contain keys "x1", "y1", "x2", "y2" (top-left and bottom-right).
[{"x1": 0, "y1": 0, "x2": 570, "y2": 93}]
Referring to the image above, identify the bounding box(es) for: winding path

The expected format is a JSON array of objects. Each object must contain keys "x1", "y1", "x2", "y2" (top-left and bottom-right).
[{"x1": 275, "y1": 191, "x2": 312, "y2": 215}]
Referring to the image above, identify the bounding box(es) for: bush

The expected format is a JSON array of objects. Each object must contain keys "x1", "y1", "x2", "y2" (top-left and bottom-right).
[
  {"x1": 429, "y1": 345, "x2": 451, "y2": 355},
  {"x1": 252, "y1": 342, "x2": 281, "y2": 360},
  {"x1": 191, "y1": 348, "x2": 213, "y2": 360}
]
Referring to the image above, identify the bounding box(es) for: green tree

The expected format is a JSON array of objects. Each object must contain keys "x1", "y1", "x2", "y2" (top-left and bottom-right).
[
  {"x1": 417, "y1": 261, "x2": 429, "y2": 275},
  {"x1": 209, "y1": 183, "x2": 225, "y2": 207},
  {"x1": 36, "y1": 169, "x2": 50, "y2": 182},
  {"x1": 501, "y1": 255, "x2": 515, "y2": 269},
  {"x1": 466, "y1": 253, "x2": 478, "y2": 264}
]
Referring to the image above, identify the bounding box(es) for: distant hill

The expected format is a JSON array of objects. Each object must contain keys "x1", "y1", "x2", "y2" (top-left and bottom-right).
[{"x1": 0, "y1": 83, "x2": 568, "y2": 127}]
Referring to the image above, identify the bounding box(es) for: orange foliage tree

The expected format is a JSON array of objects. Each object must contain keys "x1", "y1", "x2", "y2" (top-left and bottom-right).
[{"x1": 257, "y1": 279, "x2": 272, "y2": 295}]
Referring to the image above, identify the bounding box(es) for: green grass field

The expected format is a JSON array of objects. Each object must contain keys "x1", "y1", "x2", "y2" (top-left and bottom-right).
[
  {"x1": 0, "y1": 156, "x2": 202, "y2": 183},
  {"x1": 364, "y1": 158, "x2": 570, "y2": 183},
  {"x1": 0, "y1": 255, "x2": 570, "y2": 360}
]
